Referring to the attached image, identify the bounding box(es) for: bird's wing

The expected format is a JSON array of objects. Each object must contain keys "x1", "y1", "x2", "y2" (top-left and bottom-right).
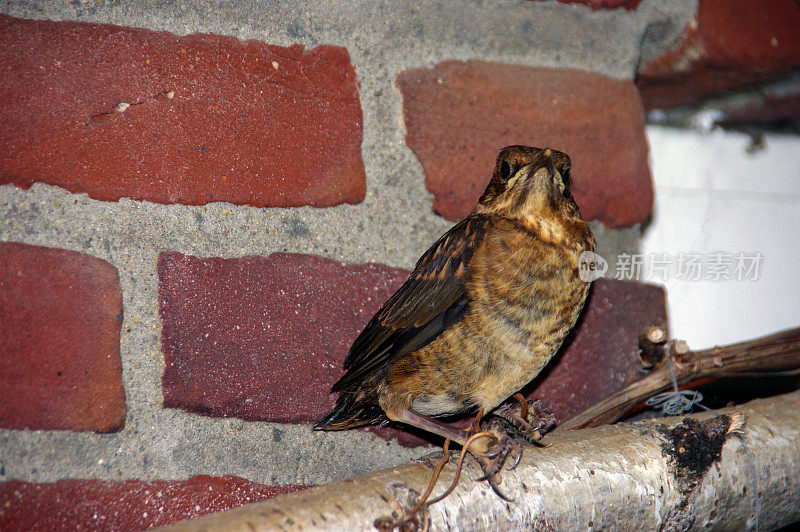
[{"x1": 331, "y1": 215, "x2": 488, "y2": 392}]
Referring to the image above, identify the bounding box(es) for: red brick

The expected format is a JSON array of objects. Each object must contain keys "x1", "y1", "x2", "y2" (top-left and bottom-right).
[
  {"x1": 158, "y1": 252, "x2": 409, "y2": 422},
  {"x1": 373, "y1": 278, "x2": 668, "y2": 447},
  {"x1": 0, "y1": 15, "x2": 365, "y2": 207},
  {"x1": 160, "y1": 247, "x2": 665, "y2": 445},
  {"x1": 0, "y1": 476, "x2": 308, "y2": 531},
  {"x1": 159, "y1": 250, "x2": 665, "y2": 443},
  {"x1": 397, "y1": 62, "x2": 652, "y2": 228},
  {"x1": 0, "y1": 242, "x2": 126, "y2": 432},
  {"x1": 637, "y1": 0, "x2": 800, "y2": 109}
]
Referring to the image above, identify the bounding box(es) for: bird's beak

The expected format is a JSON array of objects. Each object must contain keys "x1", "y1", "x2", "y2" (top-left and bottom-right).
[{"x1": 517, "y1": 149, "x2": 557, "y2": 185}]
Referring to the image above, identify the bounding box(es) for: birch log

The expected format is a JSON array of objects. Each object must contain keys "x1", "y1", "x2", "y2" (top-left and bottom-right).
[{"x1": 159, "y1": 391, "x2": 800, "y2": 531}]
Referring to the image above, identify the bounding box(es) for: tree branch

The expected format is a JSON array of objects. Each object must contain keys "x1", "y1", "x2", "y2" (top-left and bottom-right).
[
  {"x1": 157, "y1": 390, "x2": 800, "y2": 531},
  {"x1": 560, "y1": 326, "x2": 800, "y2": 431}
]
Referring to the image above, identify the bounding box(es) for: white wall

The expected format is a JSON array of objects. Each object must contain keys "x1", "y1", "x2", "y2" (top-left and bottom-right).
[{"x1": 640, "y1": 126, "x2": 800, "y2": 349}]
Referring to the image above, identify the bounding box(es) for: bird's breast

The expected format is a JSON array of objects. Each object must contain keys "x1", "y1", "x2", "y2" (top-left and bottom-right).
[
  {"x1": 382, "y1": 219, "x2": 592, "y2": 417},
  {"x1": 466, "y1": 227, "x2": 590, "y2": 410}
]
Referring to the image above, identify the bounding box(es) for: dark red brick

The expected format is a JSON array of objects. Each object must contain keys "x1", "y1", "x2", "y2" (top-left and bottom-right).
[
  {"x1": 637, "y1": 0, "x2": 800, "y2": 109},
  {"x1": 373, "y1": 278, "x2": 668, "y2": 447},
  {"x1": 0, "y1": 15, "x2": 365, "y2": 207},
  {"x1": 0, "y1": 476, "x2": 308, "y2": 531},
  {"x1": 397, "y1": 62, "x2": 652, "y2": 228},
  {"x1": 0, "y1": 242, "x2": 126, "y2": 432},
  {"x1": 547, "y1": 0, "x2": 642, "y2": 10},
  {"x1": 159, "y1": 251, "x2": 665, "y2": 444},
  {"x1": 158, "y1": 252, "x2": 409, "y2": 422}
]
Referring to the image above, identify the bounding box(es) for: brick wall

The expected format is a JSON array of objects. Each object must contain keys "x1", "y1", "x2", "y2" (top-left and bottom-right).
[
  {"x1": 636, "y1": 0, "x2": 800, "y2": 128},
  {"x1": 637, "y1": 0, "x2": 800, "y2": 110},
  {"x1": 1, "y1": 0, "x2": 794, "y2": 529}
]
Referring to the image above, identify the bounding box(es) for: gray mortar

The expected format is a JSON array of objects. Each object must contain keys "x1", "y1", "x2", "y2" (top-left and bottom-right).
[{"x1": 0, "y1": 0, "x2": 688, "y2": 485}]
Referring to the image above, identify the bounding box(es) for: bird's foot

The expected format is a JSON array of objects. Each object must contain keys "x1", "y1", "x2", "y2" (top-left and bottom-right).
[
  {"x1": 462, "y1": 417, "x2": 523, "y2": 501},
  {"x1": 492, "y1": 394, "x2": 557, "y2": 445}
]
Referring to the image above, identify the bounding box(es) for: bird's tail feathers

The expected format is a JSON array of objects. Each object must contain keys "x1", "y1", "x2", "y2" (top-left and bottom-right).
[{"x1": 314, "y1": 393, "x2": 384, "y2": 431}]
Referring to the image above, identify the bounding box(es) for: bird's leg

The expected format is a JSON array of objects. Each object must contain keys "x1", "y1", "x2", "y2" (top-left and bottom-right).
[
  {"x1": 390, "y1": 409, "x2": 519, "y2": 500},
  {"x1": 472, "y1": 408, "x2": 485, "y2": 433},
  {"x1": 491, "y1": 393, "x2": 557, "y2": 446},
  {"x1": 390, "y1": 408, "x2": 473, "y2": 445}
]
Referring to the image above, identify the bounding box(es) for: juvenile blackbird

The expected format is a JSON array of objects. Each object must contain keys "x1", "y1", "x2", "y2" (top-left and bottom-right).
[{"x1": 316, "y1": 146, "x2": 595, "y2": 486}]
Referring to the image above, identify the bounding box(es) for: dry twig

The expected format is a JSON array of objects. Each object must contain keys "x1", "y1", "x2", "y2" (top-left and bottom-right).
[{"x1": 560, "y1": 326, "x2": 800, "y2": 430}]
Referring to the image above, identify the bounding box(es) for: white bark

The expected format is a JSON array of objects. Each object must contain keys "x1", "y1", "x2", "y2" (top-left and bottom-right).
[{"x1": 158, "y1": 391, "x2": 800, "y2": 531}]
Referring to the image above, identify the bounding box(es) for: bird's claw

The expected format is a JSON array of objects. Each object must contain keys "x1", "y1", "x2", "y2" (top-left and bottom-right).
[
  {"x1": 507, "y1": 444, "x2": 523, "y2": 470},
  {"x1": 481, "y1": 441, "x2": 503, "y2": 459},
  {"x1": 493, "y1": 397, "x2": 557, "y2": 446},
  {"x1": 463, "y1": 418, "x2": 521, "y2": 501},
  {"x1": 475, "y1": 459, "x2": 515, "y2": 501}
]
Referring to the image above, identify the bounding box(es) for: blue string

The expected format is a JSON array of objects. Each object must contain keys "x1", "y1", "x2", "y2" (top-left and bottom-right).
[
  {"x1": 645, "y1": 389, "x2": 708, "y2": 415},
  {"x1": 645, "y1": 352, "x2": 710, "y2": 415}
]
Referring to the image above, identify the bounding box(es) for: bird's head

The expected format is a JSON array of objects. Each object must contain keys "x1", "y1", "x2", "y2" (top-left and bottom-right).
[{"x1": 476, "y1": 145, "x2": 582, "y2": 222}]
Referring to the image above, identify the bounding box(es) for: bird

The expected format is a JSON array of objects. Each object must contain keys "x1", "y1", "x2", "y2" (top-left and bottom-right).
[{"x1": 315, "y1": 146, "x2": 595, "y2": 490}]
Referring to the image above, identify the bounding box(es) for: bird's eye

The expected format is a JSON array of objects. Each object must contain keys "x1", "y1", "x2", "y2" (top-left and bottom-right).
[
  {"x1": 500, "y1": 160, "x2": 513, "y2": 180},
  {"x1": 561, "y1": 168, "x2": 571, "y2": 190}
]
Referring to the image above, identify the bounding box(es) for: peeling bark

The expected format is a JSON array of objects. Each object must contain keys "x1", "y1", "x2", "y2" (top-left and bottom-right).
[{"x1": 158, "y1": 391, "x2": 800, "y2": 531}]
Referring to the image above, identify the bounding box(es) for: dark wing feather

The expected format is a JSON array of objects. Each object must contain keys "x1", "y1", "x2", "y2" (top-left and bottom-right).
[{"x1": 331, "y1": 216, "x2": 487, "y2": 393}]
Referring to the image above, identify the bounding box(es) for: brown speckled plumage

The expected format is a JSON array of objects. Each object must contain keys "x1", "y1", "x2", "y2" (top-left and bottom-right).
[{"x1": 316, "y1": 146, "x2": 595, "y2": 433}]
